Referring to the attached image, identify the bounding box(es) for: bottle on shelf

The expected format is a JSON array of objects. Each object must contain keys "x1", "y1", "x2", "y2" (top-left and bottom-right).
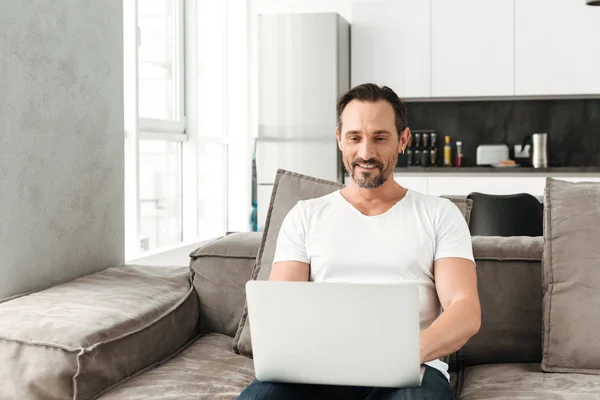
[
  {"x1": 443, "y1": 135, "x2": 452, "y2": 166},
  {"x1": 455, "y1": 141, "x2": 464, "y2": 167},
  {"x1": 421, "y1": 133, "x2": 431, "y2": 167},
  {"x1": 414, "y1": 133, "x2": 422, "y2": 166},
  {"x1": 430, "y1": 132, "x2": 438, "y2": 166}
]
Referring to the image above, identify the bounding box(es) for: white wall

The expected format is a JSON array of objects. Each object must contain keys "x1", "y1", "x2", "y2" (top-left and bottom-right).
[
  {"x1": 226, "y1": 0, "x2": 251, "y2": 233},
  {"x1": 193, "y1": 0, "x2": 250, "y2": 234},
  {"x1": 0, "y1": 0, "x2": 124, "y2": 299}
]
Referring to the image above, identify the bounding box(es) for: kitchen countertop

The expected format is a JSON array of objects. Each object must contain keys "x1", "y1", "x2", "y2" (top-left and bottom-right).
[{"x1": 393, "y1": 166, "x2": 600, "y2": 174}]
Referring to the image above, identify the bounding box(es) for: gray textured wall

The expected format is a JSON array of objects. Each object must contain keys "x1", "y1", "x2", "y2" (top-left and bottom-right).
[{"x1": 0, "y1": 0, "x2": 124, "y2": 299}]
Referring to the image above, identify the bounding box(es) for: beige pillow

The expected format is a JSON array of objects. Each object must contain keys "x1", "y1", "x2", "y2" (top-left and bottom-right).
[
  {"x1": 190, "y1": 232, "x2": 263, "y2": 337},
  {"x1": 542, "y1": 177, "x2": 600, "y2": 373},
  {"x1": 442, "y1": 196, "x2": 472, "y2": 225},
  {"x1": 233, "y1": 169, "x2": 472, "y2": 357}
]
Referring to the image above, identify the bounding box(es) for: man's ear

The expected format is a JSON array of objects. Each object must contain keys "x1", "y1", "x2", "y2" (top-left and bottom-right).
[
  {"x1": 336, "y1": 129, "x2": 343, "y2": 151},
  {"x1": 399, "y1": 127, "x2": 411, "y2": 152}
]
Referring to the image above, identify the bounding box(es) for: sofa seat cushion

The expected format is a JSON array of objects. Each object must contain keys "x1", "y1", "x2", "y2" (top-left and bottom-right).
[
  {"x1": 0, "y1": 265, "x2": 198, "y2": 400},
  {"x1": 99, "y1": 333, "x2": 255, "y2": 400},
  {"x1": 459, "y1": 363, "x2": 600, "y2": 399}
]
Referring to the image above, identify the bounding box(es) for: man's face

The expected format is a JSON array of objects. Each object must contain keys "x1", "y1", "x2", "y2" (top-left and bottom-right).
[{"x1": 336, "y1": 100, "x2": 408, "y2": 189}]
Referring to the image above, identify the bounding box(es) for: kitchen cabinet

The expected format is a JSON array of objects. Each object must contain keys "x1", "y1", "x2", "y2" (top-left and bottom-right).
[
  {"x1": 351, "y1": 0, "x2": 600, "y2": 99},
  {"x1": 515, "y1": 0, "x2": 600, "y2": 96},
  {"x1": 394, "y1": 174, "x2": 600, "y2": 198},
  {"x1": 351, "y1": 0, "x2": 430, "y2": 98},
  {"x1": 426, "y1": 176, "x2": 546, "y2": 197},
  {"x1": 431, "y1": 0, "x2": 514, "y2": 97}
]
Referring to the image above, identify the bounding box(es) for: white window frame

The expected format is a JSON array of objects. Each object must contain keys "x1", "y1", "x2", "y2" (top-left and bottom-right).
[
  {"x1": 125, "y1": 0, "x2": 234, "y2": 261},
  {"x1": 125, "y1": 0, "x2": 197, "y2": 261},
  {"x1": 137, "y1": 0, "x2": 186, "y2": 137}
]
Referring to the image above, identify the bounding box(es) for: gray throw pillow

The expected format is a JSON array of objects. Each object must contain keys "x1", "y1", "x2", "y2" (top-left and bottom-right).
[
  {"x1": 542, "y1": 177, "x2": 600, "y2": 373},
  {"x1": 233, "y1": 170, "x2": 343, "y2": 356},
  {"x1": 233, "y1": 169, "x2": 472, "y2": 358},
  {"x1": 189, "y1": 232, "x2": 263, "y2": 337},
  {"x1": 442, "y1": 196, "x2": 472, "y2": 226}
]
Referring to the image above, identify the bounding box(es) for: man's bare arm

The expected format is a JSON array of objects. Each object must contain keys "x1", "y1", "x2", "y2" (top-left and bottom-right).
[
  {"x1": 419, "y1": 257, "x2": 481, "y2": 364},
  {"x1": 269, "y1": 261, "x2": 310, "y2": 281}
]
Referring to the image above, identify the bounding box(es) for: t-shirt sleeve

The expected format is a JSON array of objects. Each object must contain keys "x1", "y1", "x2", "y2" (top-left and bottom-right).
[
  {"x1": 434, "y1": 199, "x2": 475, "y2": 263},
  {"x1": 272, "y1": 202, "x2": 309, "y2": 265}
]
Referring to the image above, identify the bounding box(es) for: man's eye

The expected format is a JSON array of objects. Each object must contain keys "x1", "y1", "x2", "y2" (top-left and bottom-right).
[
  {"x1": 376, "y1": 137, "x2": 386, "y2": 141},
  {"x1": 349, "y1": 137, "x2": 359, "y2": 141}
]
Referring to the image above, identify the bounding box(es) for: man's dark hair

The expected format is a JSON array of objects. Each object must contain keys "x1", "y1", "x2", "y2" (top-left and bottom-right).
[{"x1": 336, "y1": 83, "x2": 408, "y2": 137}]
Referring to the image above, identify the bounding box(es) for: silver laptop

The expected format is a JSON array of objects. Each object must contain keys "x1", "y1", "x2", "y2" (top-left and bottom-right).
[{"x1": 245, "y1": 280, "x2": 422, "y2": 388}]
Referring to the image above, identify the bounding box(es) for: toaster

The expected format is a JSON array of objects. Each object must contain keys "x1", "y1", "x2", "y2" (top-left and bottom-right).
[{"x1": 476, "y1": 144, "x2": 509, "y2": 165}]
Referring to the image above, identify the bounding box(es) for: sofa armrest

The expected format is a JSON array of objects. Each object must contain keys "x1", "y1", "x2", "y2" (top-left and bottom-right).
[
  {"x1": 472, "y1": 235, "x2": 544, "y2": 261},
  {"x1": 0, "y1": 265, "x2": 198, "y2": 400},
  {"x1": 190, "y1": 232, "x2": 263, "y2": 337}
]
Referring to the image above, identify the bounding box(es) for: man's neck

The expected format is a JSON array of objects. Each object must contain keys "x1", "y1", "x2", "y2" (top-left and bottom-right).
[{"x1": 343, "y1": 177, "x2": 406, "y2": 205}]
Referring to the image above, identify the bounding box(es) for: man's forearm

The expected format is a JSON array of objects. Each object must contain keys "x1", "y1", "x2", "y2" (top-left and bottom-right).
[{"x1": 419, "y1": 298, "x2": 481, "y2": 364}]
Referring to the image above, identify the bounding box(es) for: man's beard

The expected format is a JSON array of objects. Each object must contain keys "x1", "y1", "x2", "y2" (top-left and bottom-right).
[{"x1": 346, "y1": 155, "x2": 397, "y2": 189}]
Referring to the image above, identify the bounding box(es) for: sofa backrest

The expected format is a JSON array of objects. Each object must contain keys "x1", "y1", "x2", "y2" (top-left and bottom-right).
[
  {"x1": 190, "y1": 232, "x2": 545, "y2": 368},
  {"x1": 450, "y1": 236, "x2": 544, "y2": 370}
]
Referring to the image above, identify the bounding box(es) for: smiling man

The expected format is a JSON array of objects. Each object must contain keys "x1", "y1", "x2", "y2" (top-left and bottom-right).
[{"x1": 238, "y1": 83, "x2": 481, "y2": 400}]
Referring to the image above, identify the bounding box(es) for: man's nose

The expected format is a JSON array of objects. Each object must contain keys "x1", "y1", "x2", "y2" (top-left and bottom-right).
[{"x1": 357, "y1": 140, "x2": 377, "y2": 160}]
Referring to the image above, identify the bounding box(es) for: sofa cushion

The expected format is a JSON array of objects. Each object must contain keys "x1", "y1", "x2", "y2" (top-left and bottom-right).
[
  {"x1": 0, "y1": 265, "x2": 198, "y2": 400},
  {"x1": 233, "y1": 170, "x2": 343, "y2": 357},
  {"x1": 190, "y1": 232, "x2": 263, "y2": 337},
  {"x1": 233, "y1": 169, "x2": 473, "y2": 358},
  {"x1": 441, "y1": 196, "x2": 473, "y2": 225},
  {"x1": 453, "y1": 236, "x2": 544, "y2": 369},
  {"x1": 459, "y1": 363, "x2": 600, "y2": 399},
  {"x1": 98, "y1": 333, "x2": 255, "y2": 400},
  {"x1": 542, "y1": 178, "x2": 600, "y2": 374}
]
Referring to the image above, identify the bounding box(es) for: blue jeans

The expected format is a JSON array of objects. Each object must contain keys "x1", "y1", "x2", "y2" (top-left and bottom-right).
[{"x1": 237, "y1": 365, "x2": 453, "y2": 400}]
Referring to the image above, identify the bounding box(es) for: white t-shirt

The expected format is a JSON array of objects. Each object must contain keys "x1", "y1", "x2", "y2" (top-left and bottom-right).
[{"x1": 272, "y1": 189, "x2": 475, "y2": 380}]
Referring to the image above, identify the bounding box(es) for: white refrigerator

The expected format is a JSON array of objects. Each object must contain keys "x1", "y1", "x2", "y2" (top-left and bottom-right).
[{"x1": 255, "y1": 12, "x2": 350, "y2": 231}]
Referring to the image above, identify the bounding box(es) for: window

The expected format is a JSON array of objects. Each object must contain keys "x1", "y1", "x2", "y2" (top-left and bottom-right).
[
  {"x1": 136, "y1": 0, "x2": 185, "y2": 254},
  {"x1": 138, "y1": 140, "x2": 182, "y2": 251},
  {"x1": 124, "y1": 0, "x2": 232, "y2": 260},
  {"x1": 137, "y1": 0, "x2": 185, "y2": 127},
  {"x1": 124, "y1": 0, "x2": 187, "y2": 259}
]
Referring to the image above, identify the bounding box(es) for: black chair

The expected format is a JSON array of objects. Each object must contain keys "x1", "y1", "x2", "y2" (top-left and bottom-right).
[{"x1": 466, "y1": 192, "x2": 543, "y2": 237}]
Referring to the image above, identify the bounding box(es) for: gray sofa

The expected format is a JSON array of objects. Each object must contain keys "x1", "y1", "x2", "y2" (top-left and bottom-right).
[
  {"x1": 2, "y1": 231, "x2": 600, "y2": 399},
  {"x1": 3, "y1": 172, "x2": 600, "y2": 399}
]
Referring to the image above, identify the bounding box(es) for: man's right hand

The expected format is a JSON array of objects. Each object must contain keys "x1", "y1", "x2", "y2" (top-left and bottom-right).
[{"x1": 269, "y1": 261, "x2": 310, "y2": 281}]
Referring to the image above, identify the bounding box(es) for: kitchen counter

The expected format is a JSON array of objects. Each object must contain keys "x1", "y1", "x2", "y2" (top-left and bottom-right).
[
  {"x1": 344, "y1": 167, "x2": 600, "y2": 197},
  {"x1": 393, "y1": 166, "x2": 600, "y2": 175}
]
